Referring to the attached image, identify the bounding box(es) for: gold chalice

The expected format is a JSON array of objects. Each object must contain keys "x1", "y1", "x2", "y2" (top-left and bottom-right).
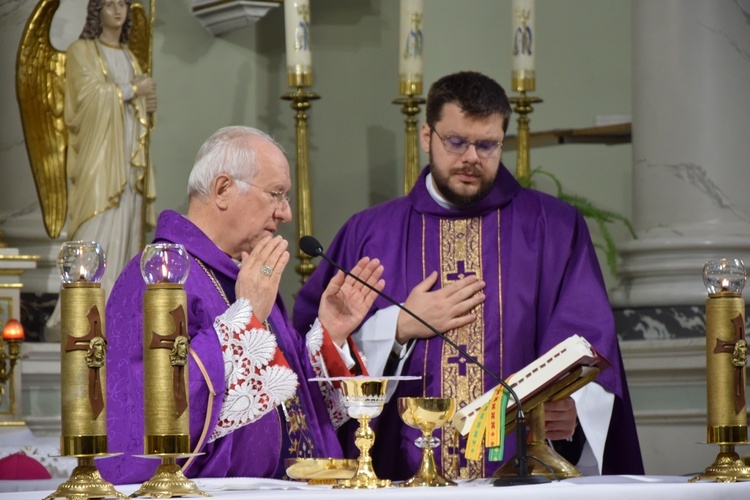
[
  {"x1": 335, "y1": 377, "x2": 391, "y2": 489},
  {"x1": 398, "y1": 397, "x2": 457, "y2": 487}
]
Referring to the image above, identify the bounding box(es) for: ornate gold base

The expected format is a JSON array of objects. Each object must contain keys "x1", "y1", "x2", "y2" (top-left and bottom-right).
[
  {"x1": 400, "y1": 448, "x2": 456, "y2": 487},
  {"x1": 492, "y1": 441, "x2": 581, "y2": 481},
  {"x1": 130, "y1": 459, "x2": 209, "y2": 498},
  {"x1": 334, "y1": 450, "x2": 391, "y2": 489},
  {"x1": 690, "y1": 445, "x2": 750, "y2": 483},
  {"x1": 43, "y1": 457, "x2": 127, "y2": 500}
]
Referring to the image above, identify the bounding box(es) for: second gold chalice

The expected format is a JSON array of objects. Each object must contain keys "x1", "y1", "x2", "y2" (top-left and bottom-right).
[{"x1": 398, "y1": 397, "x2": 457, "y2": 487}]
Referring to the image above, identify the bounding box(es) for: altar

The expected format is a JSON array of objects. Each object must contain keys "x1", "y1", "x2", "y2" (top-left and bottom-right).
[{"x1": 2, "y1": 475, "x2": 750, "y2": 500}]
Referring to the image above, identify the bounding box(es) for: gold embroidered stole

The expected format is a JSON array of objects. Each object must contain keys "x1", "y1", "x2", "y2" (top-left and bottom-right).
[{"x1": 427, "y1": 210, "x2": 502, "y2": 480}]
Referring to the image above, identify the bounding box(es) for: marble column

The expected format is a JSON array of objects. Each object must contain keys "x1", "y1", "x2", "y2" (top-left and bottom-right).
[{"x1": 612, "y1": 0, "x2": 750, "y2": 312}]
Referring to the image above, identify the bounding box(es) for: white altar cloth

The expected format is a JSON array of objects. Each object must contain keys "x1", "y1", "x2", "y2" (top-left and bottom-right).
[{"x1": 2, "y1": 475, "x2": 750, "y2": 500}]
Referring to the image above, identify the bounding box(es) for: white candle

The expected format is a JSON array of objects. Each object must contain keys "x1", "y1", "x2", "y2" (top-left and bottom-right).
[
  {"x1": 284, "y1": 0, "x2": 312, "y2": 86},
  {"x1": 399, "y1": 0, "x2": 424, "y2": 95},
  {"x1": 512, "y1": 0, "x2": 535, "y2": 91}
]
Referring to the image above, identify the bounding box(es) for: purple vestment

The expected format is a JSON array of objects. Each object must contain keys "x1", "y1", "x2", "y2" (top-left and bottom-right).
[
  {"x1": 100, "y1": 210, "x2": 342, "y2": 484},
  {"x1": 294, "y1": 164, "x2": 643, "y2": 479}
]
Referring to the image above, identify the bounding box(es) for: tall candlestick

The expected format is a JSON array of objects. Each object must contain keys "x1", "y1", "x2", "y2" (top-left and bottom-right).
[
  {"x1": 285, "y1": 0, "x2": 313, "y2": 88},
  {"x1": 399, "y1": 0, "x2": 424, "y2": 96},
  {"x1": 512, "y1": 0, "x2": 535, "y2": 92}
]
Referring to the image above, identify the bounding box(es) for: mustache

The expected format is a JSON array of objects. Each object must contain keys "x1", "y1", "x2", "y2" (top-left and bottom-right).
[{"x1": 452, "y1": 166, "x2": 483, "y2": 176}]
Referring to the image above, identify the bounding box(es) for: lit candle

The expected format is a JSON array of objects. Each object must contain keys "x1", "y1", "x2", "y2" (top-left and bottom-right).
[
  {"x1": 511, "y1": 0, "x2": 535, "y2": 92},
  {"x1": 284, "y1": 0, "x2": 313, "y2": 87},
  {"x1": 399, "y1": 0, "x2": 424, "y2": 95},
  {"x1": 2, "y1": 319, "x2": 24, "y2": 341}
]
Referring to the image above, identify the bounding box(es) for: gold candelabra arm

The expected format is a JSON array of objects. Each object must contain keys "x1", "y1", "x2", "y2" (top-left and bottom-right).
[
  {"x1": 393, "y1": 94, "x2": 426, "y2": 195},
  {"x1": 509, "y1": 91, "x2": 543, "y2": 184},
  {"x1": 0, "y1": 319, "x2": 25, "y2": 409},
  {"x1": 0, "y1": 341, "x2": 22, "y2": 391},
  {"x1": 282, "y1": 87, "x2": 320, "y2": 284}
]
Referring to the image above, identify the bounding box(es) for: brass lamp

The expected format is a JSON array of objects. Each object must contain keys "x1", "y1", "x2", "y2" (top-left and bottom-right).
[
  {"x1": 46, "y1": 241, "x2": 126, "y2": 500},
  {"x1": 690, "y1": 258, "x2": 750, "y2": 483},
  {"x1": 0, "y1": 319, "x2": 25, "y2": 418},
  {"x1": 130, "y1": 243, "x2": 208, "y2": 498}
]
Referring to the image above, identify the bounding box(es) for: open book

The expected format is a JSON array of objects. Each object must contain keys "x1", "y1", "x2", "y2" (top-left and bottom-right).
[{"x1": 452, "y1": 334, "x2": 609, "y2": 435}]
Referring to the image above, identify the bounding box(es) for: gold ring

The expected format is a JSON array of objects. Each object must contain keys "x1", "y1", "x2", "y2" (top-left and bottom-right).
[{"x1": 261, "y1": 265, "x2": 273, "y2": 277}]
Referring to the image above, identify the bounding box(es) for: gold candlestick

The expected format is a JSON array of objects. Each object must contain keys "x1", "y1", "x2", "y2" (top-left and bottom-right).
[
  {"x1": 131, "y1": 243, "x2": 208, "y2": 498},
  {"x1": 691, "y1": 258, "x2": 750, "y2": 483},
  {"x1": 510, "y1": 91, "x2": 542, "y2": 185},
  {"x1": 282, "y1": 85, "x2": 319, "y2": 284},
  {"x1": 0, "y1": 319, "x2": 25, "y2": 421},
  {"x1": 392, "y1": 90, "x2": 425, "y2": 194},
  {"x1": 46, "y1": 241, "x2": 126, "y2": 500}
]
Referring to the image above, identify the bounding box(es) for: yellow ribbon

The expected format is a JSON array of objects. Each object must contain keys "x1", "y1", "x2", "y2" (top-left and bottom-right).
[{"x1": 465, "y1": 384, "x2": 509, "y2": 461}]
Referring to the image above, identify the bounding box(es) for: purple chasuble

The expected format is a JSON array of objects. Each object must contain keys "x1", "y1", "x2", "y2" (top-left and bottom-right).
[
  {"x1": 100, "y1": 210, "x2": 342, "y2": 484},
  {"x1": 293, "y1": 164, "x2": 643, "y2": 479}
]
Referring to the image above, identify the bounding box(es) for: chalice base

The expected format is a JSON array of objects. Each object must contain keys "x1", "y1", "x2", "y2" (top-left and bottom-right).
[
  {"x1": 130, "y1": 460, "x2": 210, "y2": 498},
  {"x1": 401, "y1": 448, "x2": 456, "y2": 487},
  {"x1": 335, "y1": 470, "x2": 391, "y2": 489},
  {"x1": 44, "y1": 459, "x2": 128, "y2": 500},
  {"x1": 690, "y1": 447, "x2": 750, "y2": 483},
  {"x1": 493, "y1": 441, "x2": 579, "y2": 481}
]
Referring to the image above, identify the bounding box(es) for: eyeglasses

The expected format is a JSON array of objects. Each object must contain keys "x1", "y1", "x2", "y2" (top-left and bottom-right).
[
  {"x1": 431, "y1": 128, "x2": 503, "y2": 158},
  {"x1": 234, "y1": 179, "x2": 291, "y2": 207}
]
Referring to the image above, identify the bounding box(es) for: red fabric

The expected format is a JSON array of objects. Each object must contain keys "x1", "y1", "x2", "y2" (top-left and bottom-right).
[
  {"x1": 318, "y1": 326, "x2": 369, "y2": 377},
  {"x1": 0, "y1": 453, "x2": 51, "y2": 480}
]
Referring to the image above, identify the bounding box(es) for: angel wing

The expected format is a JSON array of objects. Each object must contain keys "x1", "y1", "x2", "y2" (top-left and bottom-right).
[
  {"x1": 16, "y1": 0, "x2": 67, "y2": 239},
  {"x1": 129, "y1": 2, "x2": 151, "y2": 75}
]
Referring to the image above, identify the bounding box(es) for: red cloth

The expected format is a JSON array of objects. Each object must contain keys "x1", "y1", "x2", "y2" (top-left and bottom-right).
[{"x1": 0, "y1": 453, "x2": 51, "y2": 480}]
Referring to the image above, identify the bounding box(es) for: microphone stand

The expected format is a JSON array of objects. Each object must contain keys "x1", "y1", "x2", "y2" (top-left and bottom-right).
[{"x1": 300, "y1": 236, "x2": 550, "y2": 486}]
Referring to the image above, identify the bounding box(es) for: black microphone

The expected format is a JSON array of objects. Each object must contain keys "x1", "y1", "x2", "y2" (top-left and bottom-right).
[{"x1": 299, "y1": 235, "x2": 549, "y2": 486}]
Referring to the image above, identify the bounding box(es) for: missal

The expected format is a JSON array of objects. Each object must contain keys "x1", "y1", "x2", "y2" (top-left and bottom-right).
[{"x1": 451, "y1": 334, "x2": 609, "y2": 435}]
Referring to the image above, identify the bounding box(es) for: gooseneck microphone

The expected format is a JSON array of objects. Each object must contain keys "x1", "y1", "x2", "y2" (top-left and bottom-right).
[{"x1": 299, "y1": 235, "x2": 550, "y2": 486}]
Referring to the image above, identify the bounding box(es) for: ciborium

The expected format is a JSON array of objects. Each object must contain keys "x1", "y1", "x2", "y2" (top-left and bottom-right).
[{"x1": 398, "y1": 397, "x2": 456, "y2": 487}]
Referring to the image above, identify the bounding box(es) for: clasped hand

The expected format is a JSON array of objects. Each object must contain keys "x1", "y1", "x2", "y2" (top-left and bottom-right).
[{"x1": 235, "y1": 235, "x2": 290, "y2": 323}]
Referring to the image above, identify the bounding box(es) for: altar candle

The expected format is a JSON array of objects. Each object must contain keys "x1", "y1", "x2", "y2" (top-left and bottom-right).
[
  {"x1": 512, "y1": 0, "x2": 535, "y2": 91},
  {"x1": 284, "y1": 0, "x2": 312, "y2": 86},
  {"x1": 399, "y1": 0, "x2": 424, "y2": 95}
]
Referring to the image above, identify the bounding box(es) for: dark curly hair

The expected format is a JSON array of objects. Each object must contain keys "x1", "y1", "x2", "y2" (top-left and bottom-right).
[
  {"x1": 426, "y1": 71, "x2": 512, "y2": 133},
  {"x1": 79, "y1": 0, "x2": 132, "y2": 43}
]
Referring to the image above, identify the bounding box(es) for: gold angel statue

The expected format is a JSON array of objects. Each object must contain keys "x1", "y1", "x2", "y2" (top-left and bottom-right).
[{"x1": 17, "y1": 0, "x2": 156, "y2": 335}]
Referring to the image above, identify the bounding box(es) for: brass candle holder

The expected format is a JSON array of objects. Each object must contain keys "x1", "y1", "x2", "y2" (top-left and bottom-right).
[
  {"x1": 0, "y1": 319, "x2": 25, "y2": 422},
  {"x1": 691, "y1": 258, "x2": 750, "y2": 483},
  {"x1": 334, "y1": 377, "x2": 392, "y2": 489},
  {"x1": 397, "y1": 397, "x2": 456, "y2": 487},
  {"x1": 392, "y1": 84, "x2": 425, "y2": 195},
  {"x1": 282, "y1": 80, "x2": 319, "y2": 285},
  {"x1": 131, "y1": 243, "x2": 208, "y2": 498},
  {"x1": 509, "y1": 89, "x2": 542, "y2": 185},
  {"x1": 46, "y1": 241, "x2": 126, "y2": 500}
]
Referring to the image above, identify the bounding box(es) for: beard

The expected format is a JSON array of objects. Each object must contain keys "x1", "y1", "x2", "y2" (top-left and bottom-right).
[{"x1": 429, "y1": 151, "x2": 497, "y2": 207}]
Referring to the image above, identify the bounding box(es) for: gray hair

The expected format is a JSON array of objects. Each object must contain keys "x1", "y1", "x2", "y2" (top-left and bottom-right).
[{"x1": 187, "y1": 126, "x2": 284, "y2": 199}]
